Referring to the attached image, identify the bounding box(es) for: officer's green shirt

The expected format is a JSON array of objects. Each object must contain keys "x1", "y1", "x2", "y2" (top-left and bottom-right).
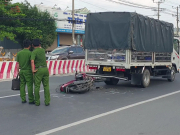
[
  {"x1": 16, "y1": 49, "x2": 32, "y2": 70},
  {"x1": 31, "y1": 48, "x2": 47, "y2": 68}
]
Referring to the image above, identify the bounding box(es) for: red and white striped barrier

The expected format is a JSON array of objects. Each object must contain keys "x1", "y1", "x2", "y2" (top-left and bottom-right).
[
  {"x1": 47, "y1": 59, "x2": 91, "y2": 75},
  {"x1": 0, "y1": 61, "x2": 18, "y2": 79},
  {"x1": 0, "y1": 60, "x2": 92, "y2": 80}
]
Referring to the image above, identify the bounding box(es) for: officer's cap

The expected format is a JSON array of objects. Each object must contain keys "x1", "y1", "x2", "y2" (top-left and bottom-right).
[
  {"x1": 23, "y1": 40, "x2": 31, "y2": 48},
  {"x1": 33, "y1": 39, "x2": 41, "y2": 46}
]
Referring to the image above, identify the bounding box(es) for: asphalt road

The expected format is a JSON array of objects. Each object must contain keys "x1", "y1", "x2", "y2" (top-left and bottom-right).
[{"x1": 0, "y1": 74, "x2": 180, "y2": 135}]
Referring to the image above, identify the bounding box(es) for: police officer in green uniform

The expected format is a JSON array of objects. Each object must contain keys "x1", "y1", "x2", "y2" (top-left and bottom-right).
[
  {"x1": 31, "y1": 39, "x2": 50, "y2": 106},
  {"x1": 16, "y1": 40, "x2": 34, "y2": 104}
]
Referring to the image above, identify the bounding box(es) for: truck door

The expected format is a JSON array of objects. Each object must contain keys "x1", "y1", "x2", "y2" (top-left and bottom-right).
[{"x1": 173, "y1": 39, "x2": 180, "y2": 71}]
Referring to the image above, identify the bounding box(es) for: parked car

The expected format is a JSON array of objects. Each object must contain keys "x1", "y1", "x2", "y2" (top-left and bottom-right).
[{"x1": 46, "y1": 45, "x2": 85, "y2": 60}]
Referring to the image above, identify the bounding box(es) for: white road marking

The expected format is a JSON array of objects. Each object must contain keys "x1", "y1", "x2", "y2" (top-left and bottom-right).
[
  {"x1": 0, "y1": 74, "x2": 74, "y2": 82},
  {"x1": 0, "y1": 79, "x2": 13, "y2": 82},
  {"x1": 36, "y1": 90, "x2": 180, "y2": 135},
  {"x1": 0, "y1": 71, "x2": 94, "y2": 82},
  {"x1": 0, "y1": 90, "x2": 44, "y2": 99}
]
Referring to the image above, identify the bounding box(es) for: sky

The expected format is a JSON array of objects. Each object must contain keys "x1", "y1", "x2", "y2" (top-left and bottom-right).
[{"x1": 12, "y1": 0, "x2": 180, "y2": 27}]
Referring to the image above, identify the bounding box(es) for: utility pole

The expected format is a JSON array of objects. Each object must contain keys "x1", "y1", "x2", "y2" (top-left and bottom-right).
[
  {"x1": 72, "y1": 0, "x2": 75, "y2": 45},
  {"x1": 177, "y1": 6, "x2": 179, "y2": 36},
  {"x1": 157, "y1": 2, "x2": 160, "y2": 20},
  {"x1": 152, "y1": 0, "x2": 165, "y2": 20},
  {"x1": 172, "y1": 5, "x2": 180, "y2": 36}
]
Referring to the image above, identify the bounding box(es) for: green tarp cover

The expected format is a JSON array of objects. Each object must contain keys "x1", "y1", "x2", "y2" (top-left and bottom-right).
[{"x1": 84, "y1": 12, "x2": 174, "y2": 53}]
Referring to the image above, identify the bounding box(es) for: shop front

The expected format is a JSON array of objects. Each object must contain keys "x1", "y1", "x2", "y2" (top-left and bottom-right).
[{"x1": 37, "y1": 5, "x2": 86, "y2": 51}]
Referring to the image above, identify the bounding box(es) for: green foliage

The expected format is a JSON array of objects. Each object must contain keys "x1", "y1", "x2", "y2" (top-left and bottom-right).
[
  {"x1": 0, "y1": 0, "x2": 57, "y2": 49},
  {"x1": 0, "y1": 0, "x2": 26, "y2": 43}
]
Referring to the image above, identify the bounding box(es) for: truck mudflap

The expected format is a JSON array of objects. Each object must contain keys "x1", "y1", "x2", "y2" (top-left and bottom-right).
[{"x1": 131, "y1": 73, "x2": 143, "y2": 85}]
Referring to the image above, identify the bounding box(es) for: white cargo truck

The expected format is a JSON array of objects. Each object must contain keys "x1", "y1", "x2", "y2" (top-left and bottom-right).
[{"x1": 84, "y1": 12, "x2": 180, "y2": 88}]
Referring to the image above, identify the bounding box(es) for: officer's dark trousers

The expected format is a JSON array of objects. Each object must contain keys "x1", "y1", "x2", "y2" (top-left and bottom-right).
[
  {"x1": 34, "y1": 67, "x2": 50, "y2": 105},
  {"x1": 19, "y1": 70, "x2": 34, "y2": 102}
]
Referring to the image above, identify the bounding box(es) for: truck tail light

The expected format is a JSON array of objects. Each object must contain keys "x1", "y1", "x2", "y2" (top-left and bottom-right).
[
  {"x1": 89, "y1": 66, "x2": 98, "y2": 70},
  {"x1": 116, "y1": 67, "x2": 125, "y2": 72}
]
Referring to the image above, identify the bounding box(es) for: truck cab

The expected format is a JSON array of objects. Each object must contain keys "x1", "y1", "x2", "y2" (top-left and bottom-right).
[{"x1": 172, "y1": 37, "x2": 180, "y2": 72}]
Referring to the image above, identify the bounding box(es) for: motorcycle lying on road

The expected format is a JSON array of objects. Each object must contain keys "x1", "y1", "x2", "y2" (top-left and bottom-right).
[{"x1": 60, "y1": 72, "x2": 95, "y2": 93}]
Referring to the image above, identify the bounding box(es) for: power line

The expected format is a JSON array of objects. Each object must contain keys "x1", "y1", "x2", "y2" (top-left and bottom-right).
[
  {"x1": 165, "y1": 9, "x2": 177, "y2": 14},
  {"x1": 166, "y1": 0, "x2": 180, "y2": 5},
  {"x1": 117, "y1": 0, "x2": 157, "y2": 9},
  {"x1": 78, "y1": 0, "x2": 110, "y2": 11},
  {"x1": 162, "y1": 11, "x2": 173, "y2": 15},
  {"x1": 106, "y1": 0, "x2": 157, "y2": 9},
  {"x1": 164, "y1": 3, "x2": 174, "y2": 7}
]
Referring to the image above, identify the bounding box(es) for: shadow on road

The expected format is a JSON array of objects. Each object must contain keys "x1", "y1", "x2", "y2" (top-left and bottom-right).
[{"x1": 54, "y1": 76, "x2": 178, "y2": 95}]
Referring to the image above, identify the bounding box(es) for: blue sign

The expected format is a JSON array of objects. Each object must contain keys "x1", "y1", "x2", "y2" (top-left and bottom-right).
[
  {"x1": 67, "y1": 17, "x2": 84, "y2": 24},
  {"x1": 56, "y1": 28, "x2": 85, "y2": 34}
]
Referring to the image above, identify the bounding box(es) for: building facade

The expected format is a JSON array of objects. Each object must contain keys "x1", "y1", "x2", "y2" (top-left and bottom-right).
[{"x1": 37, "y1": 5, "x2": 88, "y2": 51}]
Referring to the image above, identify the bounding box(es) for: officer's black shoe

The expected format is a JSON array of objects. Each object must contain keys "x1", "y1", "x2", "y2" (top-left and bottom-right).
[
  {"x1": 29, "y1": 101, "x2": 35, "y2": 104},
  {"x1": 22, "y1": 101, "x2": 27, "y2": 103},
  {"x1": 45, "y1": 103, "x2": 50, "y2": 106}
]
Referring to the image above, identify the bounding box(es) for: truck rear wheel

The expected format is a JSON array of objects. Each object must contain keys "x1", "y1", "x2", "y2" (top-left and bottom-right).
[
  {"x1": 168, "y1": 66, "x2": 176, "y2": 82},
  {"x1": 141, "y1": 69, "x2": 150, "y2": 88},
  {"x1": 104, "y1": 78, "x2": 119, "y2": 85}
]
